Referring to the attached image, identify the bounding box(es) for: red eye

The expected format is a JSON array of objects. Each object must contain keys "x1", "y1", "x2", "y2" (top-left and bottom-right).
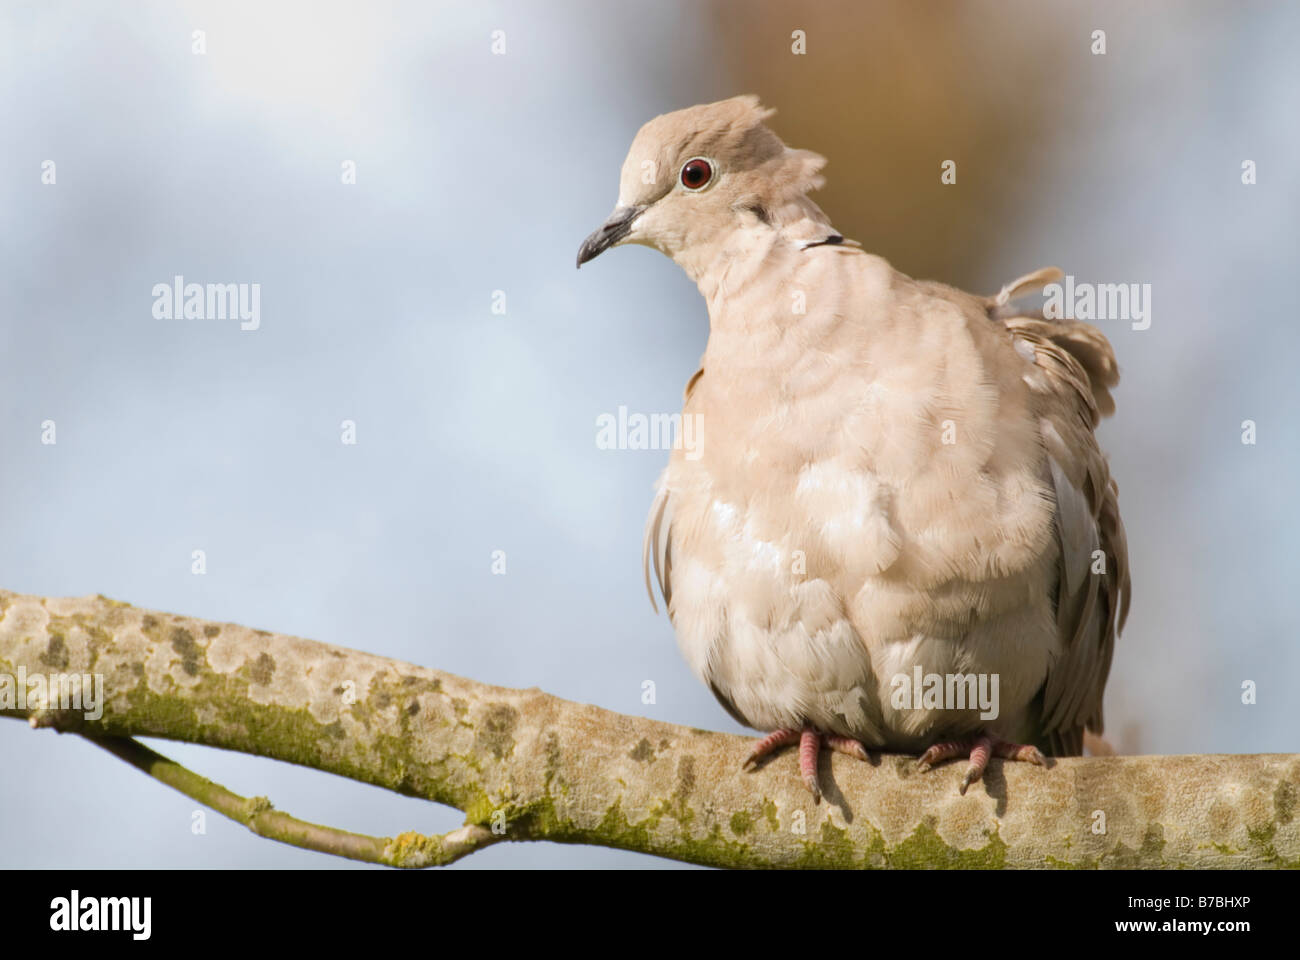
[{"x1": 680, "y1": 158, "x2": 713, "y2": 190}]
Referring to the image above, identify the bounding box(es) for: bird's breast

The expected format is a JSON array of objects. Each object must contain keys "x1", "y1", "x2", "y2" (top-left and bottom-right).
[{"x1": 660, "y1": 336, "x2": 1059, "y2": 741}]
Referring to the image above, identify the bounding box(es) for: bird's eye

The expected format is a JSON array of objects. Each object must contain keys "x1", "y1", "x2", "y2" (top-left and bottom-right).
[{"x1": 679, "y1": 158, "x2": 713, "y2": 191}]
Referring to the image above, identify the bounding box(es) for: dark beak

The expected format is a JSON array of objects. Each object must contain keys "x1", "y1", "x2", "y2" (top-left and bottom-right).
[{"x1": 576, "y1": 205, "x2": 643, "y2": 268}]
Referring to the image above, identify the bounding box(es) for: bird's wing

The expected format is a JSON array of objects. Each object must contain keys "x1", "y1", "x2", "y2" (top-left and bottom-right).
[
  {"x1": 642, "y1": 367, "x2": 703, "y2": 616},
  {"x1": 991, "y1": 271, "x2": 1131, "y2": 755},
  {"x1": 642, "y1": 482, "x2": 673, "y2": 615}
]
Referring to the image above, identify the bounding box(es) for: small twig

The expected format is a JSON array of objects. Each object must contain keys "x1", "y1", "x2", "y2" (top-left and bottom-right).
[{"x1": 84, "y1": 735, "x2": 498, "y2": 868}]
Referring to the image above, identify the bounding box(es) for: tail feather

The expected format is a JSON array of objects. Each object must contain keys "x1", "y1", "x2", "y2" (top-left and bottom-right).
[{"x1": 988, "y1": 267, "x2": 1121, "y2": 419}]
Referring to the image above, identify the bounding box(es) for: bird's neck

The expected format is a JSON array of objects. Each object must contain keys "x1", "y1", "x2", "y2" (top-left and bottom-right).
[
  {"x1": 677, "y1": 195, "x2": 841, "y2": 297},
  {"x1": 689, "y1": 220, "x2": 893, "y2": 384}
]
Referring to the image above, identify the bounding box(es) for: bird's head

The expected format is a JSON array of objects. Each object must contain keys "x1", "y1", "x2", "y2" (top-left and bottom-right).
[{"x1": 576, "y1": 95, "x2": 830, "y2": 277}]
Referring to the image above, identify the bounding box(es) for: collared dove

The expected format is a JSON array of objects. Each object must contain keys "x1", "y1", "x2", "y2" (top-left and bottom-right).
[{"x1": 578, "y1": 96, "x2": 1130, "y2": 798}]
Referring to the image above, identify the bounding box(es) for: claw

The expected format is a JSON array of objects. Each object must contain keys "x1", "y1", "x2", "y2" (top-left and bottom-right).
[
  {"x1": 917, "y1": 739, "x2": 967, "y2": 771},
  {"x1": 825, "y1": 735, "x2": 870, "y2": 762},
  {"x1": 744, "y1": 728, "x2": 801, "y2": 768},
  {"x1": 919, "y1": 733, "x2": 1047, "y2": 794},
  {"x1": 743, "y1": 727, "x2": 870, "y2": 802},
  {"x1": 799, "y1": 728, "x2": 822, "y2": 802}
]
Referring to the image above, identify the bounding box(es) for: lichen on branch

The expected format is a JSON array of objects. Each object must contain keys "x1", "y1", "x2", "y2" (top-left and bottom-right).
[{"x1": 1, "y1": 589, "x2": 1297, "y2": 868}]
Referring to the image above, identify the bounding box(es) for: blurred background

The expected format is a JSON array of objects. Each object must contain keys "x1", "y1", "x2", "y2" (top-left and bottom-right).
[{"x1": 2, "y1": 0, "x2": 1297, "y2": 868}]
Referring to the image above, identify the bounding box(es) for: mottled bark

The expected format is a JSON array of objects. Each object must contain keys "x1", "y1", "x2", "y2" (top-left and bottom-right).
[{"x1": 1, "y1": 590, "x2": 1296, "y2": 868}]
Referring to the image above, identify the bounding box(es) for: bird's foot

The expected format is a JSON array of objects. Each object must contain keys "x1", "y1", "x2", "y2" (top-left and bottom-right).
[
  {"x1": 743, "y1": 726, "x2": 869, "y2": 802},
  {"x1": 916, "y1": 734, "x2": 1045, "y2": 794}
]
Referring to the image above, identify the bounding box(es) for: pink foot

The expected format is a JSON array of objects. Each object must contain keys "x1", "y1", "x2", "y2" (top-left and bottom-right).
[
  {"x1": 917, "y1": 734, "x2": 1045, "y2": 794},
  {"x1": 744, "y1": 726, "x2": 870, "y2": 801}
]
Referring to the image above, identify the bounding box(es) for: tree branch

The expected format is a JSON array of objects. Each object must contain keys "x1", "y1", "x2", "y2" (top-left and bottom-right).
[
  {"x1": 84, "y1": 734, "x2": 496, "y2": 867},
  {"x1": 2, "y1": 589, "x2": 1297, "y2": 868}
]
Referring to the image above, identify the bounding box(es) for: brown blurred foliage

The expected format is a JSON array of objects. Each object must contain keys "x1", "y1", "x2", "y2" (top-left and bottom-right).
[{"x1": 706, "y1": 0, "x2": 1091, "y2": 290}]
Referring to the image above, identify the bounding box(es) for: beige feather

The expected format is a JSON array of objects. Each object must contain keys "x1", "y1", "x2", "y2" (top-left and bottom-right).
[{"x1": 593, "y1": 97, "x2": 1130, "y2": 757}]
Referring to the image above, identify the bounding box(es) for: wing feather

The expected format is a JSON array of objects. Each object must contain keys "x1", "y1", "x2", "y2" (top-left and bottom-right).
[
  {"x1": 642, "y1": 483, "x2": 673, "y2": 614},
  {"x1": 996, "y1": 280, "x2": 1131, "y2": 755},
  {"x1": 642, "y1": 367, "x2": 704, "y2": 617}
]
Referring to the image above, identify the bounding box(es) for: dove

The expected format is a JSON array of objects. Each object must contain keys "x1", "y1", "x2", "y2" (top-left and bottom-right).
[{"x1": 577, "y1": 96, "x2": 1130, "y2": 798}]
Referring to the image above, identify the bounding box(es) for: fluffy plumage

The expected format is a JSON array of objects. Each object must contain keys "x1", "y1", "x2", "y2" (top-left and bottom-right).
[{"x1": 584, "y1": 95, "x2": 1131, "y2": 766}]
